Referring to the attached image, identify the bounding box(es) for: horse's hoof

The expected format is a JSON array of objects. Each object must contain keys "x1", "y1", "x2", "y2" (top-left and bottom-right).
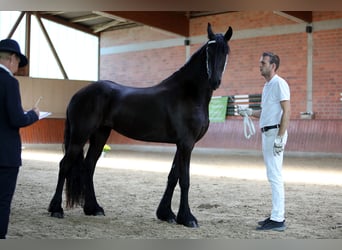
[
  {"x1": 94, "y1": 211, "x2": 105, "y2": 216},
  {"x1": 156, "y1": 208, "x2": 176, "y2": 224},
  {"x1": 184, "y1": 220, "x2": 199, "y2": 228},
  {"x1": 84, "y1": 205, "x2": 105, "y2": 216},
  {"x1": 50, "y1": 212, "x2": 64, "y2": 219},
  {"x1": 167, "y1": 218, "x2": 177, "y2": 224}
]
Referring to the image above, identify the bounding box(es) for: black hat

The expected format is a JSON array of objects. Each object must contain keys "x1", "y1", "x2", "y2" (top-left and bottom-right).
[{"x1": 0, "y1": 39, "x2": 28, "y2": 67}]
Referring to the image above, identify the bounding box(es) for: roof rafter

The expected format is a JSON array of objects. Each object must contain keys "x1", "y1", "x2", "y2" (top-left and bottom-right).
[
  {"x1": 100, "y1": 11, "x2": 190, "y2": 37},
  {"x1": 37, "y1": 12, "x2": 99, "y2": 37},
  {"x1": 274, "y1": 11, "x2": 313, "y2": 23},
  {"x1": 70, "y1": 14, "x2": 102, "y2": 23},
  {"x1": 92, "y1": 20, "x2": 121, "y2": 33}
]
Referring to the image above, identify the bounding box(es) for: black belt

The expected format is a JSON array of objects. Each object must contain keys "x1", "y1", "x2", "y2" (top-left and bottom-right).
[{"x1": 261, "y1": 124, "x2": 280, "y2": 133}]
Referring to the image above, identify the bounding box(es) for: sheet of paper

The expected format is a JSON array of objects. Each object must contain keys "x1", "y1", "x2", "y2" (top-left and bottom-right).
[{"x1": 39, "y1": 111, "x2": 52, "y2": 120}]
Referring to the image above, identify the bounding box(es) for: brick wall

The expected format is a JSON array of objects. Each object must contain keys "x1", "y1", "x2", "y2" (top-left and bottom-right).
[
  {"x1": 100, "y1": 11, "x2": 342, "y2": 121},
  {"x1": 100, "y1": 26, "x2": 185, "y2": 86},
  {"x1": 313, "y1": 29, "x2": 342, "y2": 119},
  {"x1": 190, "y1": 11, "x2": 295, "y2": 34},
  {"x1": 94, "y1": 11, "x2": 342, "y2": 153},
  {"x1": 101, "y1": 47, "x2": 186, "y2": 87},
  {"x1": 20, "y1": 11, "x2": 342, "y2": 154},
  {"x1": 213, "y1": 33, "x2": 308, "y2": 119}
]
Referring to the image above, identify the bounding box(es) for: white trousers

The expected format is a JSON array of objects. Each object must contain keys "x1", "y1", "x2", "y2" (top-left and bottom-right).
[{"x1": 261, "y1": 128, "x2": 288, "y2": 222}]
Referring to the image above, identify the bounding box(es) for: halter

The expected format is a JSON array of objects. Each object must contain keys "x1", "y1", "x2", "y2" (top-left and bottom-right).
[
  {"x1": 206, "y1": 39, "x2": 228, "y2": 80},
  {"x1": 206, "y1": 40, "x2": 216, "y2": 78}
]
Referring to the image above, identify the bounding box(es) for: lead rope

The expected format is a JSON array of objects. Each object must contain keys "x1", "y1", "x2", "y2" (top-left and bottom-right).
[{"x1": 243, "y1": 113, "x2": 255, "y2": 139}]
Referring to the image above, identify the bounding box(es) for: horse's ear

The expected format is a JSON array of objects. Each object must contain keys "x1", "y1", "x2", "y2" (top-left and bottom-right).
[
  {"x1": 224, "y1": 26, "x2": 233, "y2": 41},
  {"x1": 207, "y1": 23, "x2": 215, "y2": 40}
]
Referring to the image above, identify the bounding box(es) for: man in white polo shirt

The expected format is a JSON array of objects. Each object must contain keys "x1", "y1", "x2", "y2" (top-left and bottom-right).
[{"x1": 239, "y1": 52, "x2": 291, "y2": 231}]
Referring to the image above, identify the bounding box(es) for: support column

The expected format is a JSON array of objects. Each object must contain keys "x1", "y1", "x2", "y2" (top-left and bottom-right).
[
  {"x1": 306, "y1": 25, "x2": 313, "y2": 113},
  {"x1": 185, "y1": 38, "x2": 190, "y2": 61},
  {"x1": 25, "y1": 12, "x2": 31, "y2": 75}
]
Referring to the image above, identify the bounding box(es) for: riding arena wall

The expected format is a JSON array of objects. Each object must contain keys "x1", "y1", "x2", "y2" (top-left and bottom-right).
[{"x1": 20, "y1": 11, "x2": 342, "y2": 154}]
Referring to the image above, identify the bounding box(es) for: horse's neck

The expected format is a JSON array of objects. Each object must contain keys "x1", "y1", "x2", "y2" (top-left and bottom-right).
[
  {"x1": 173, "y1": 48, "x2": 207, "y2": 84},
  {"x1": 183, "y1": 48, "x2": 206, "y2": 75},
  {"x1": 159, "y1": 46, "x2": 213, "y2": 105}
]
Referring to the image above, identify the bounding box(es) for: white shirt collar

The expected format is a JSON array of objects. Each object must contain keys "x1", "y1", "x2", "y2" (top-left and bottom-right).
[
  {"x1": 0, "y1": 63, "x2": 13, "y2": 76},
  {"x1": 265, "y1": 74, "x2": 278, "y2": 85}
]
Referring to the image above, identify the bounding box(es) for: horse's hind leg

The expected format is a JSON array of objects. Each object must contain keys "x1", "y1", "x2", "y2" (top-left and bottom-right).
[
  {"x1": 48, "y1": 143, "x2": 84, "y2": 218},
  {"x1": 83, "y1": 127, "x2": 111, "y2": 216},
  {"x1": 48, "y1": 156, "x2": 68, "y2": 218}
]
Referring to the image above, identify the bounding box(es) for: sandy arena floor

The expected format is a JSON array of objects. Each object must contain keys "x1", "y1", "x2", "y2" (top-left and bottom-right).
[{"x1": 6, "y1": 144, "x2": 342, "y2": 239}]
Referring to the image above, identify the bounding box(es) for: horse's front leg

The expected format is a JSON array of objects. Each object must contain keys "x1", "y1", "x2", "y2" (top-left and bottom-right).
[
  {"x1": 176, "y1": 144, "x2": 198, "y2": 228},
  {"x1": 156, "y1": 150, "x2": 180, "y2": 224}
]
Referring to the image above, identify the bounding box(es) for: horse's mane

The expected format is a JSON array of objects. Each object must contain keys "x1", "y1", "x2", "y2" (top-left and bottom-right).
[
  {"x1": 178, "y1": 42, "x2": 207, "y2": 73},
  {"x1": 156, "y1": 42, "x2": 207, "y2": 87},
  {"x1": 159, "y1": 33, "x2": 228, "y2": 87}
]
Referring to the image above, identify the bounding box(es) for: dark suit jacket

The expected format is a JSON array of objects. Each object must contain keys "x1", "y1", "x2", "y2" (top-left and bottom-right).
[{"x1": 0, "y1": 67, "x2": 38, "y2": 167}]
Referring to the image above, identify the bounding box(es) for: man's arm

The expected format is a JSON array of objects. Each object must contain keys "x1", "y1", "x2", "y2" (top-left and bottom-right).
[
  {"x1": 278, "y1": 100, "x2": 291, "y2": 137},
  {"x1": 251, "y1": 109, "x2": 261, "y2": 118}
]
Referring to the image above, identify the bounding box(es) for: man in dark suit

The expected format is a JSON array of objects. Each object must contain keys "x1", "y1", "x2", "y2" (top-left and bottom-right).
[{"x1": 0, "y1": 39, "x2": 40, "y2": 239}]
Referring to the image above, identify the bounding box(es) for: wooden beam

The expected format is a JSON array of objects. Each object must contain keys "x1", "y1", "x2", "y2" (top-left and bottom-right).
[
  {"x1": 23, "y1": 12, "x2": 31, "y2": 76},
  {"x1": 93, "y1": 20, "x2": 121, "y2": 33},
  {"x1": 7, "y1": 11, "x2": 26, "y2": 38},
  {"x1": 34, "y1": 13, "x2": 69, "y2": 79},
  {"x1": 13, "y1": 12, "x2": 29, "y2": 76},
  {"x1": 100, "y1": 11, "x2": 190, "y2": 37},
  {"x1": 37, "y1": 12, "x2": 99, "y2": 37},
  {"x1": 70, "y1": 14, "x2": 102, "y2": 23},
  {"x1": 275, "y1": 11, "x2": 312, "y2": 23}
]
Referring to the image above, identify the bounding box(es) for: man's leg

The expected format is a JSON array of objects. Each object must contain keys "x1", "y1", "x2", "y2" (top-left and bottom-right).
[
  {"x1": 0, "y1": 167, "x2": 19, "y2": 239},
  {"x1": 261, "y1": 130, "x2": 287, "y2": 223}
]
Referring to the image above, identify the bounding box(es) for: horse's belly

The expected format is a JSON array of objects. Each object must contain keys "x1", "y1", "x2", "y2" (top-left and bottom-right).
[{"x1": 112, "y1": 123, "x2": 176, "y2": 144}]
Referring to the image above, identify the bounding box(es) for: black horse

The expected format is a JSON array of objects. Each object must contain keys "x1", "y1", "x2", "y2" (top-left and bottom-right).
[{"x1": 48, "y1": 23, "x2": 233, "y2": 228}]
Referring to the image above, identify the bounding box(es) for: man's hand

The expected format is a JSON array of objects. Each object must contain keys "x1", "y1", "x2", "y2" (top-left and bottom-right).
[
  {"x1": 273, "y1": 135, "x2": 284, "y2": 156},
  {"x1": 237, "y1": 107, "x2": 253, "y2": 117},
  {"x1": 33, "y1": 107, "x2": 40, "y2": 117}
]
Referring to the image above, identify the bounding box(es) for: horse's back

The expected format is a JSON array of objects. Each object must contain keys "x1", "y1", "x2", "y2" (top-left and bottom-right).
[
  {"x1": 66, "y1": 81, "x2": 117, "y2": 126},
  {"x1": 69, "y1": 80, "x2": 124, "y2": 107}
]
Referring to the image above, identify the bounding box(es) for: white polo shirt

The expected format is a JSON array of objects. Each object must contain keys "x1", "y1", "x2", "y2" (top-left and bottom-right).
[{"x1": 259, "y1": 74, "x2": 290, "y2": 128}]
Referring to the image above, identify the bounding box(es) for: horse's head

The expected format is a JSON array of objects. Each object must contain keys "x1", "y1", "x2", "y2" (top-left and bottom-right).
[{"x1": 206, "y1": 23, "x2": 233, "y2": 90}]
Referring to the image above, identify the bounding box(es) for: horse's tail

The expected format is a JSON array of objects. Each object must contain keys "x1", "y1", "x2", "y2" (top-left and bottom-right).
[
  {"x1": 62, "y1": 112, "x2": 70, "y2": 153},
  {"x1": 63, "y1": 111, "x2": 86, "y2": 208}
]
